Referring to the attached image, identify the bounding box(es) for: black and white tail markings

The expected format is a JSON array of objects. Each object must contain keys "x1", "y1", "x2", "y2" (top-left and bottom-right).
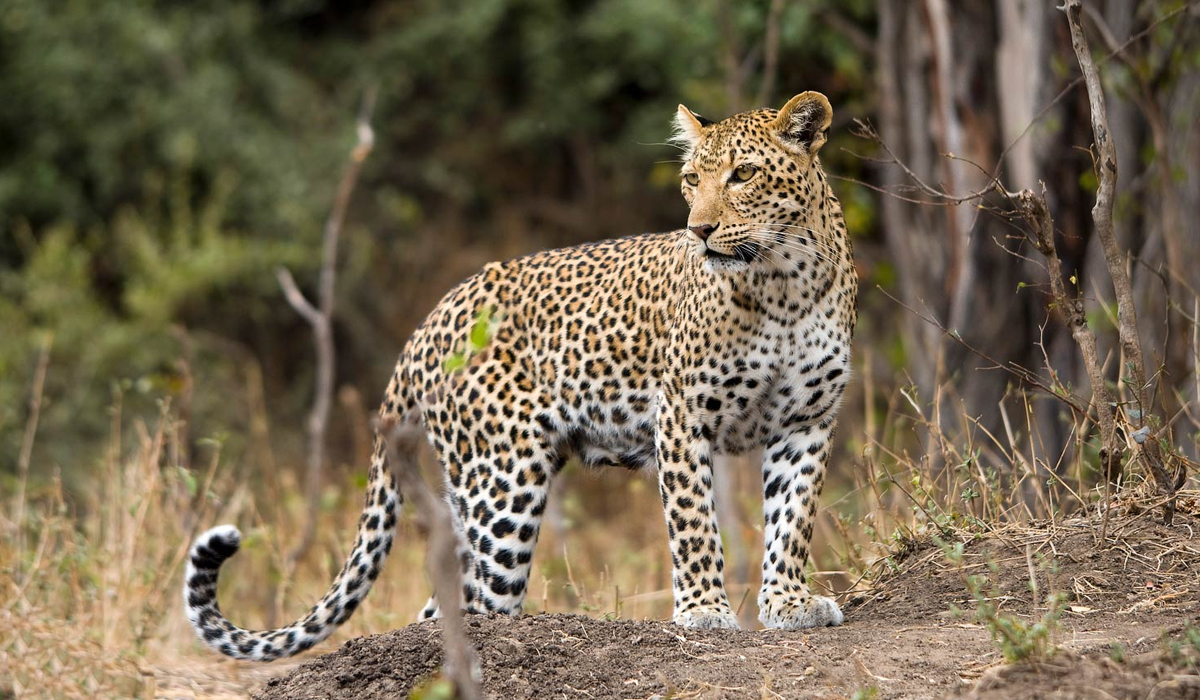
[{"x1": 183, "y1": 429, "x2": 402, "y2": 661}]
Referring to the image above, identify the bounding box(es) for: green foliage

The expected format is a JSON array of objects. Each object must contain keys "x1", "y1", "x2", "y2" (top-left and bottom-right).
[
  {"x1": 0, "y1": 0, "x2": 349, "y2": 484},
  {"x1": 1161, "y1": 623, "x2": 1200, "y2": 669},
  {"x1": 0, "y1": 0, "x2": 345, "y2": 239},
  {"x1": 940, "y1": 539, "x2": 1067, "y2": 664},
  {"x1": 408, "y1": 675, "x2": 462, "y2": 700},
  {"x1": 0, "y1": 183, "x2": 304, "y2": 484},
  {"x1": 1187, "y1": 623, "x2": 1200, "y2": 656},
  {"x1": 1109, "y1": 642, "x2": 1125, "y2": 663},
  {"x1": 0, "y1": 0, "x2": 877, "y2": 494}
]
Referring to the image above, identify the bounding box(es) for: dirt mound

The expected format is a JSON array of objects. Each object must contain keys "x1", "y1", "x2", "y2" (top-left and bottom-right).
[
  {"x1": 256, "y1": 615, "x2": 796, "y2": 699},
  {"x1": 254, "y1": 612, "x2": 989, "y2": 700},
  {"x1": 254, "y1": 513, "x2": 1200, "y2": 700},
  {"x1": 967, "y1": 648, "x2": 1200, "y2": 700},
  {"x1": 860, "y1": 508, "x2": 1199, "y2": 623}
]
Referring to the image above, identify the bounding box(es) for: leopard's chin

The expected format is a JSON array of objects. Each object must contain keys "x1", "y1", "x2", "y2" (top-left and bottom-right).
[
  {"x1": 702, "y1": 256, "x2": 751, "y2": 274},
  {"x1": 702, "y1": 242, "x2": 759, "y2": 269}
]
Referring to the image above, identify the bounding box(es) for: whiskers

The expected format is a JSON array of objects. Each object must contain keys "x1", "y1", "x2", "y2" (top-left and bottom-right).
[
  {"x1": 671, "y1": 222, "x2": 850, "y2": 273},
  {"x1": 738, "y1": 228, "x2": 847, "y2": 270}
]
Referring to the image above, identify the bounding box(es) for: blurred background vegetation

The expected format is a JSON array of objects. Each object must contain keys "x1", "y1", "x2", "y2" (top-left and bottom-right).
[
  {"x1": 1, "y1": 0, "x2": 882, "y2": 487},
  {"x1": 2, "y1": 1, "x2": 1199, "y2": 692}
]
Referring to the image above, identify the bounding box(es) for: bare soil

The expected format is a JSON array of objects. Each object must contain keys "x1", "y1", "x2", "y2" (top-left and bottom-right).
[{"x1": 243, "y1": 511, "x2": 1200, "y2": 700}]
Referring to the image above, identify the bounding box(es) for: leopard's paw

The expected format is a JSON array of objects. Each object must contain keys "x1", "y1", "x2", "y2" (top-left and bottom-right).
[
  {"x1": 758, "y1": 592, "x2": 843, "y2": 630},
  {"x1": 674, "y1": 605, "x2": 740, "y2": 630}
]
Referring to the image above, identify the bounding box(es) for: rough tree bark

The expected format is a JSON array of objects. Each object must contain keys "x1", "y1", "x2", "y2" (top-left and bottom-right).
[
  {"x1": 1062, "y1": 0, "x2": 1179, "y2": 522},
  {"x1": 874, "y1": 0, "x2": 1075, "y2": 461}
]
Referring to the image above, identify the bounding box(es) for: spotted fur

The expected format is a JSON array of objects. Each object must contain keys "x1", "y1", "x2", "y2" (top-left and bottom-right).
[{"x1": 184, "y1": 91, "x2": 857, "y2": 659}]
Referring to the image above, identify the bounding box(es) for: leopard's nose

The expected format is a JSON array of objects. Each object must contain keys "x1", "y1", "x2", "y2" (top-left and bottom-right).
[{"x1": 688, "y1": 223, "x2": 719, "y2": 241}]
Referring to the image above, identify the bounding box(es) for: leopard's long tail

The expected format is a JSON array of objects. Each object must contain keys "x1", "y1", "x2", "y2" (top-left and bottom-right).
[{"x1": 183, "y1": 379, "x2": 408, "y2": 662}]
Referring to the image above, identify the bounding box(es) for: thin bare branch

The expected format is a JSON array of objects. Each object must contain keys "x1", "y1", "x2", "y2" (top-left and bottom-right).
[
  {"x1": 816, "y1": 6, "x2": 875, "y2": 54},
  {"x1": 282, "y1": 88, "x2": 378, "y2": 566},
  {"x1": 717, "y1": 0, "x2": 745, "y2": 113},
  {"x1": 875, "y1": 285, "x2": 1090, "y2": 417},
  {"x1": 847, "y1": 3, "x2": 1192, "y2": 222},
  {"x1": 14, "y1": 336, "x2": 51, "y2": 584},
  {"x1": 275, "y1": 267, "x2": 322, "y2": 326},
  {"x1": 1061, "y1": 0, "x2": 1179, "y2": 522},
  {"x1": 992, "y1": 2, "x2": 1190, "y2": 179},
  {"x1": 847, "y1": 120, "x2": 1004, "y2": 205},
  {"x1": 1014, "y1": 186, "x2": 1121, "y2": 484},
  {"x1": 381, "y1": 419, "x2": 481, "y2": 700}
]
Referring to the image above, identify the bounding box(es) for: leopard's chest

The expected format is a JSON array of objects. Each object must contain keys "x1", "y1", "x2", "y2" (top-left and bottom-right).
[
  {"x1": 531, "y1": 248, "x2": 854, "y2": 466},
  {"x1": 687, "y1": 312, "x2": 848, "y2": 454}
]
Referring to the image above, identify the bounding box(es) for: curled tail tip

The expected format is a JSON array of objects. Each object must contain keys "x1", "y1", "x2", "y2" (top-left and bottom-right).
[
  {"x1": 190, "y1": 524, "x2": 242, "y2": 570},
  {"x1": 202, "y1": 523, "x2": 242, "y2": 544}
]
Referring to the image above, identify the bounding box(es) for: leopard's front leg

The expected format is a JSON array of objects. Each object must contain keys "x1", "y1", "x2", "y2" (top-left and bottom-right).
[
  {"x1": 758, "y1": 425, "x2": 844, "y2": 629},
  {"x1": 656, "y1": 392, "x2": 738, "y2": 630}
]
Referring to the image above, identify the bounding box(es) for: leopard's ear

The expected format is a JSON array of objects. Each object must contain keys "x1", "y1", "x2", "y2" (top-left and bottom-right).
[
  {"x1": 671, "y1": 104, "x2": 710, "y2": 158},
  {"x1": 774, "y1": 92, "x2": 832, "y2": 157}
]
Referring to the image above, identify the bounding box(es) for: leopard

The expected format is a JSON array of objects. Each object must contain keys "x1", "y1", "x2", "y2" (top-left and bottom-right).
[{"x1": 183, "y1": 91, "x2": 857, "y2": 661}]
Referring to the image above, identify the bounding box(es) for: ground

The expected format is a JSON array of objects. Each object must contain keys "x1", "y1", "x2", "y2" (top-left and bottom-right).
[{"x1": 154, "y1": 510, "x2": 1200, "y2": 700}]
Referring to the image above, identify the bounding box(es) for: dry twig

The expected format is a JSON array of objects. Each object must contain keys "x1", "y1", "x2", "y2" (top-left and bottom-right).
[
  {"x1": 753, "y1": 0, "x2": 785, "y2": 107},
  {"x1": 381, "y1": 418, "x2": 481, "y2": 700},
  {"x1": 13, "y1": 336, "x2": 51, "y2": 583},
  {"x1": 280, "y1": 88, "x2": 377, "y2": 565},
  {"x1": 1013, "y1": 188, "x2": 1121, "y2": 490},
  {"x1": 1061, "y1": 0, "x2": 1181, "y2": 523}
]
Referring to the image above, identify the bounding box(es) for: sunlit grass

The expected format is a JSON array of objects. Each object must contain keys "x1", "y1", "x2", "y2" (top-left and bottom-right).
[{"x1": 2, "y1": 357, "x2": 1192, "y2": 698}]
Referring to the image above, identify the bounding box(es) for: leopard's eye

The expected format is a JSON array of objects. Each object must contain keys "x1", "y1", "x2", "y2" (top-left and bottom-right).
[
  {"x1": 731, "y1": 164, "x2": 758, "y2": 182},
  {"x1": 683, "y1": 172, "x2": 699, "y2": 186}
]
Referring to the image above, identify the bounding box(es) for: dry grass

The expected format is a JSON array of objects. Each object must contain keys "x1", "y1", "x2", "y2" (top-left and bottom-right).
[
  {"x1": 0, "y1": 395, "x2": 684, "y2": 699},
  {"x1": 2, "y1": 344, "x2": 1198, "y2": 699}
]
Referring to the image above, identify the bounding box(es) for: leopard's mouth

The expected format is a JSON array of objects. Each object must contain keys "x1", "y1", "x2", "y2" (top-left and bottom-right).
[{"x1": 704, "y1": 242, "x2": 760, "y2": 263}]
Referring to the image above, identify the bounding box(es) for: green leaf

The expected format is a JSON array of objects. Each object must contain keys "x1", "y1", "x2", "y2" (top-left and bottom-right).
[
  {"x1": 443, "y1": 352, "x2": 467, "y2": 374},
  {"x1": 177, "y1": 467, "x2": 198, "y2": 498},
  {"x1": 468, "y1": 305, "x2": 496, "y2": 353}
]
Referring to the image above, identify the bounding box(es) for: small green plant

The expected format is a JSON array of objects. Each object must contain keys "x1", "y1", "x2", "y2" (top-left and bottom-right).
[
  {"x1": 939, "y1": 538, "x2": 1067, "y2": 663},
  {"x1": 1186, "y1": 623, "x2": 1200, "y2": 656},
  {"x1": 1157, "y1": 624, "x2": 1200, "y2": 669},
  {"x1": 409, "y1": 674, "x2": 460, "y2": 700},
  {"x1": 851, "y1": 686, "x2": 880, "y2": 700},
  {"x1": 1163, "y1": 636, "x2": 1186, "y2": 666},
  {"x1": 1108, "y1": 642, "x2": 1125, "y2": 663}
]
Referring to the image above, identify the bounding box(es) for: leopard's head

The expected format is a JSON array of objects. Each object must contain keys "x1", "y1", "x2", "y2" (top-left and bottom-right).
[{"x1": 671, "y1": 92, "x2": 834, "y2": 273}]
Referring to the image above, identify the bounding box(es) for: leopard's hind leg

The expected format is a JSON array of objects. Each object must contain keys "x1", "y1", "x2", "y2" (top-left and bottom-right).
[{"x1": 418, "y1": 378, "x2": 564, "y2": 618}]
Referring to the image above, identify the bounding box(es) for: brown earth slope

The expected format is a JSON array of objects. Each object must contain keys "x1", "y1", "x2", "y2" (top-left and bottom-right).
[{"x1": 249, "y1": 512, "x2": 1199, "y2": 700}]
